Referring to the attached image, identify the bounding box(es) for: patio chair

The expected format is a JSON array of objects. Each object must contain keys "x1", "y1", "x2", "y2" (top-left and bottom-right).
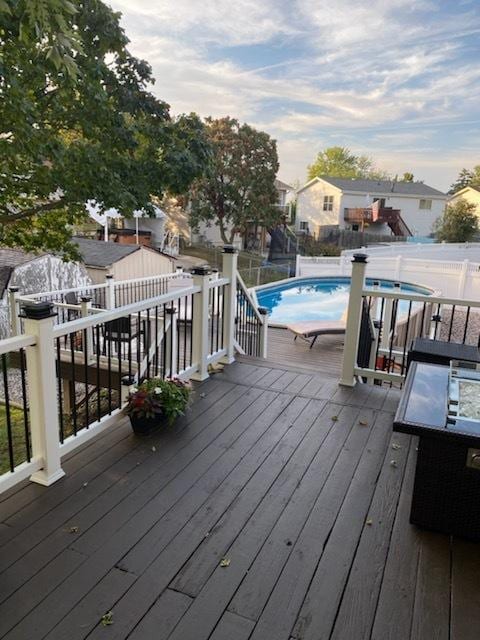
[{"x1": 287, "y1": 320, "x2": 346, "y2": 349}]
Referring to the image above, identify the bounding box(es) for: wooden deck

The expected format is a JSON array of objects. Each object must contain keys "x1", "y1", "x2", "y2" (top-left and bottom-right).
[
  {"x1": 266, "y1": 327, "x2": 344, "y2": 376},
  {"x1": 0, "y1": 360, "x2": 479, "y2": 639}
]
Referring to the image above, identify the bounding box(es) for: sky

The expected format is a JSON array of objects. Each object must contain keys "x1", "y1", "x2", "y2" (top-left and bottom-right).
[{"x1": 109, "y1": 0, "x2": 480, "y2": 192}]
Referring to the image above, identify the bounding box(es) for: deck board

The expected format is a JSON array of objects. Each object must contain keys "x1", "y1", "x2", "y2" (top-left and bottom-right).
[{"x1": 0, "y1": 360, "x2": 479, "y2": 639}]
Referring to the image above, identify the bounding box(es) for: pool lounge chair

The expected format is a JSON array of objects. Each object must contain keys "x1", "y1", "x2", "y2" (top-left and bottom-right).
[{"x1": 287, "y1": 320, "x2": 346, "y2": 349}]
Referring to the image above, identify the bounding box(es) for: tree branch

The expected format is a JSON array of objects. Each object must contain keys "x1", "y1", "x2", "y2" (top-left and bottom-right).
[{"x1": 0, "y1": 199, "x2": 67, "y2": 224}]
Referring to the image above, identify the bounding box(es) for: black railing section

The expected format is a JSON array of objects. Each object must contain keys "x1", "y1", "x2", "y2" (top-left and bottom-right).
[
  {"x1": 208, "y1": 283, "x2": 226, "y2": 357},
  {"x1": 114, "y1": 278, "x2": 170, "y2": 307},
  {"x1": 234, "y1": 283, "x2": 262, "y2": 358},
  {"x1": 359, "y1": 292, "x2": 480, "y2": 379},
  {"x1": 0, "y1": 349, "x2": 30, "y2": 474},
  {"x1": 55, "y1": 293, "x2": 194, "y2": 440}
]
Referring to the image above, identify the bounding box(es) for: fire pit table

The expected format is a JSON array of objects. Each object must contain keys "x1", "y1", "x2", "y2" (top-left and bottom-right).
[{"x1": 394, "y1": 361, "x2": 480, "y2": 541}]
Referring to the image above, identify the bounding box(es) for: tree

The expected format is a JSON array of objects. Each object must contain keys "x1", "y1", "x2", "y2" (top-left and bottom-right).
[
  {"x1": 449, "y1": 167, "x2": 480, "y2": 194},
  {"x1": 0, "y1": 0, "x2": 210, "y2": 258},
  {"x1": 435, "y1": 199, "x2": 479, "y2": 243},
  {"x1": 189, "y1": 117, "x2": 279, "y2": 245},
  {"x1": 307, "y1": 146, "x2": 390, "y2": 181},
  {"x1": 401, "y1": 172, "x2": 414, "y2": 182}
]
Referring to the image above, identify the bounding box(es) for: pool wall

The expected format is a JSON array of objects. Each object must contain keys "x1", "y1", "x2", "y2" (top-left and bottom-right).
[{"x1": 252, "y1": 275, "x2": 437, "y2": 328}]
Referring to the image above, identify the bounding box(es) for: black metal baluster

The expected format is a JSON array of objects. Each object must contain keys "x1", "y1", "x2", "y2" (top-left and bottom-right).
[
  {"x1": 463, "y1": 306, "x2": 471, "y2": 344},
  {"x1": 19, "y1": 348, "x2": 31, "y2": 459},
  {"x1": 83, "y1": 329, "x2": 89, "y2": 429},
  {"x1": 70, "y1": 332, "x2": 77, "y2": 435},
  {"x1": 56, "y1": 339, "x2": 64, "y2": 443},
  {"x1": 2, "y1": 354, "x2": 15, "y2": 471}
]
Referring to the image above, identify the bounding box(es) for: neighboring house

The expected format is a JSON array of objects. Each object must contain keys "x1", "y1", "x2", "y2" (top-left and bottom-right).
[
  {"x1": 73, "y1": 238, "x2": 174, "y2": 284},
  {"x1": 0, "y1": 248, "x2": 90, "y2": 338},
  {"x1": 448, "y1": 186, "x2": 480, "y2": 216},
  {"x1": 295, "y1": 177, "x2": 447, "y2": 238},
  {"x1": 191, "y1": 177, "x2": 294, "y2": 249}
]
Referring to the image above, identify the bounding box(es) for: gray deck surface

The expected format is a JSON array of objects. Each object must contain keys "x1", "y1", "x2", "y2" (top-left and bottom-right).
[
  {"x1": 0, "y1": 360, "x2": 479, "y2": 639},
  {"x1": 267, "y1": 327, "x2": 344, "y2": 375}
]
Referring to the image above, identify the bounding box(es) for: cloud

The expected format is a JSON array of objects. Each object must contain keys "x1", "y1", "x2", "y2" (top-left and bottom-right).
[{"x1": 109, "y1": 0, "x2": 480, "y2": 189}]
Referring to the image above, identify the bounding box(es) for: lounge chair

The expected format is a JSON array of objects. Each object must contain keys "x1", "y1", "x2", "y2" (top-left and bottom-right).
[{"x1": 287, "y1": 320, "x2": 346, "y2": 349}]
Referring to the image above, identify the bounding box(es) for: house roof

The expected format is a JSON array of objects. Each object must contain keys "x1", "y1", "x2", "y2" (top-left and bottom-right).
[
  {"x1": 274, "y1": 178, "x2": 293, "y2": 191},
  {"x1": 450, "y1": 185, "x2": 480, "y2": 198},
  {"x1": 73, "y1": 237, "x2": 142, "y2": 268},
  {"x1": 298, "y1": 176, "x2": 446, "y2": 197}
]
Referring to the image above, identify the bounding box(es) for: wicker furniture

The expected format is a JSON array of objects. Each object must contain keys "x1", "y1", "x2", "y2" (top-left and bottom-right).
[{"x1": 394, "y1": 361, "x2": 480, "y2": 541}]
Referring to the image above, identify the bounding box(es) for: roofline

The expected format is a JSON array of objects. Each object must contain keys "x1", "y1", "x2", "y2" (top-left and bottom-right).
[
  {"x1": 449, "y1": 186, "x2": 480, "y2": 198},
  {"x1": 297, "y1": 177, "x2": 343, "y2": 194},
  {"x1": 297, "y1": 176, "x2": 447, "y2": 198}
]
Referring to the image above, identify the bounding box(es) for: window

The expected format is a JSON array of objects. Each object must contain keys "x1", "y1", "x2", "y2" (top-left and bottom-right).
[
  {"x1": 419, "y1": 199, "x2": 432, "y2": 210},
  {"x1": 323, "y1": 195, "x2": 334, "y2": 211},
  {"x1": 299, "y1": 221, "x2": 309, "y2": 231}
]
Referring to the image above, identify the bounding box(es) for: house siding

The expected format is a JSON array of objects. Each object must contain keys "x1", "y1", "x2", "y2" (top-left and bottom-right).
[
  {"x1": 449, "y1": 188, "x2": 480, "y2": 217},
  {"x1": 296, "y1": 178, "x2": 447, "y2": 237}
]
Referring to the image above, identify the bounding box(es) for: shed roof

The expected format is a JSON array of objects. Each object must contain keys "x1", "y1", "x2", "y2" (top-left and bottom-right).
[
  {"x1": 73, "y1": 237, "x2": 142, "y2": 268},
  {"x1": 274, "y1": 178, "x2": 293, "y2": 191}
]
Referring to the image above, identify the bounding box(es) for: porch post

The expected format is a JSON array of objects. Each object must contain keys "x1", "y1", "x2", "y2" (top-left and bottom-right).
[
  {"x1": 8, "y1": 287, "x2": 20, "y2": 336},
  {"x1": 190, "y1": 265, "x2": 212, "y2": 381},
  {"x1": 22, "y1": 301, "x2": 65, "y2": 486},
  {"x1": 259, "y1": 307, "x2": 269, "y2": 359},
  {"x1": 220, "y1": 245, "x2": 238, "y2": 365},
  {"x1": 339, "y1": 253, "x2": 368, "y2": 387},
  {"x1": 164, "y1": 306, "x2": 178, "y2": 378},
  {"x1": 105, "y1": 274, "x2": 115, "y2": 309}
]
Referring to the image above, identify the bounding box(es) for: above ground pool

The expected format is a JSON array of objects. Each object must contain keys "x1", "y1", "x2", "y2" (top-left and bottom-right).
[{"x1": 254, "y1": 277, "x2": 432, "y2": 326}]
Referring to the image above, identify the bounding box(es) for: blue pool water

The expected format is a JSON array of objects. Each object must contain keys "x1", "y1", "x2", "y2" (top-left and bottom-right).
[{"x1": 255, "y1": 277, "x2": 431, "y2": 325}]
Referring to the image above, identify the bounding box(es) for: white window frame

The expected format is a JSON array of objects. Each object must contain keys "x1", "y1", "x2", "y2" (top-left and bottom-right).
[
  {"x1": 323, "y1": 195, "x2": 334, "y2": 211},
  {"x1": 419, "y1": 199, "x2": 432, "y2": 210}
]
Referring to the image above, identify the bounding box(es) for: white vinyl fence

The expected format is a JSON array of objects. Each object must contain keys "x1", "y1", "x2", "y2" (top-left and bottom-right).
[{"x1": 296, "y1": 255, "x2": 480, "y2": 300}]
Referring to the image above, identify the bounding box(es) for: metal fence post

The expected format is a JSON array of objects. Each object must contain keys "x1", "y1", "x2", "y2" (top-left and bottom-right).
[
  {"x1": 22, "y1": 301, "x2": 65, "y2": 486},
  {"x1": 8, "y1": 287, "x2": 20, "y2": 336},
  {"x1": 221, "y1": 245, "x2": 238, "y2": 365},
  {"x1": 340, "y1": 253, "x2": 368, "y2": 387},
  {"x1": 190, "y1": 265, "x2": 212, "y2": 381}
]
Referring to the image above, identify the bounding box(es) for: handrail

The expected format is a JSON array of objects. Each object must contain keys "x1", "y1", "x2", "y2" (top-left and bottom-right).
[
  {"x1": 52, "y1": 285, "x2": 200, "y2": 338},
  {"x1": 236, "y1": 273, "x2": 263, "y2": 323},
  {"x1": 0, "y1": 334, "x2": 36, "y2": 355}
]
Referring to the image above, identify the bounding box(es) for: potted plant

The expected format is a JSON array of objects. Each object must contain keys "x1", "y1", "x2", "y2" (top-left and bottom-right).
[{"x1": 124, "y1": 377, "x2": 191, "y2": 435}]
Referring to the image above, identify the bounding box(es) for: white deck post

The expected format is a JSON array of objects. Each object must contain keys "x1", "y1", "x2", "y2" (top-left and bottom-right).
[
  {"x1": 22, "y1": 301, "x2": 65, "y2": 486},
  {"x1": 340, "y1": 253, "x2": 368, "y2": 387},
  {"x1": 8, "y1": 287, "x2": 20, "y2": 336},
  {"x1": 164, "y1": 306, "x2": 178, "y2": 378},
  {"x1": 458, "y1": 259, "x2": 469, "y2": 298},
  {"x1": 221, "y1": 246, "x2": 238, "y2": 365},
  {"x1": 259, "y1": 307, "x2": 269, "y2": 359},
  {"x1": 105, "y1": 274, "x2": 115, "y2": 309},
  {"x1": 190, "y1": 265, "x2": 212, "y2": 381}
]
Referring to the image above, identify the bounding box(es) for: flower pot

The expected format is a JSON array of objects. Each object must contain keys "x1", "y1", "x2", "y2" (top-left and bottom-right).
[{"x1": 129, "y1": 414, "x2": 164, "y2": 436}]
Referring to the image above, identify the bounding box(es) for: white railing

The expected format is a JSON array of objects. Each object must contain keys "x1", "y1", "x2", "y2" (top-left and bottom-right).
[
  {"x1": 296, "y1": 254, "x2": 480, "y2": 299},
  {"x1": 8, "y1": 271, "x2": 189, "y2": 335},
  {"x1": 340, "y1": 255, "x2": 480, "y2": 386},
  {"x1": 0, "y1": 248, "x2": 267, "y2": 494}
]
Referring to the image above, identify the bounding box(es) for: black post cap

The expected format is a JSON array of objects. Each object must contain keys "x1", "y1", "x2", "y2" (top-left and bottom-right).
[
  {"x1": 394, "y1": 282, "x2": 401, "y2": 288},
  {"x1": 258, "y1": 306, "x2": 269, "y2": 316},
  {"x1": 8, "y1": 286, "x2": 19, "y2": 293},
  {"x1": 352, "y1": 253, "x2": 368, "y2": 263},
  {"x1": 176, "y1": 265, "x2": 183, "y2": 270},
  {"x1": 105, "y1": 274, "x2": 114, "y2": 280},
  {"x1": 165, "y1": 306, "x2": 177, "y2": 314},
  {"x1": 191, "y1": 265, "x2": 212, "y2": 276},
  {"x1": 222, "y1": 245, "x2": 238, "y2": 254},
  {"x1": 80, "y1": 296, "x2": 92, "y2": 303},
  {"x1": 21, "y1": 300, "x2": 55, "y2": 320},
  {"x1": 121, "y1": 375, "x2": 135, "y2": 386}
]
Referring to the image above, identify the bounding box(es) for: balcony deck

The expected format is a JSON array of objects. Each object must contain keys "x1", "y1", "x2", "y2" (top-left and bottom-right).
[{"x1": 0, "y1": 360, "x2": 479, "y2": 640}]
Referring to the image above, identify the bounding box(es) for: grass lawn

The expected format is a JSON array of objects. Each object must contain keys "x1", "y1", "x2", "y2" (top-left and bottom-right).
[{"x1": 0, "y1": 404, "x2": 30, "y2": 474}]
